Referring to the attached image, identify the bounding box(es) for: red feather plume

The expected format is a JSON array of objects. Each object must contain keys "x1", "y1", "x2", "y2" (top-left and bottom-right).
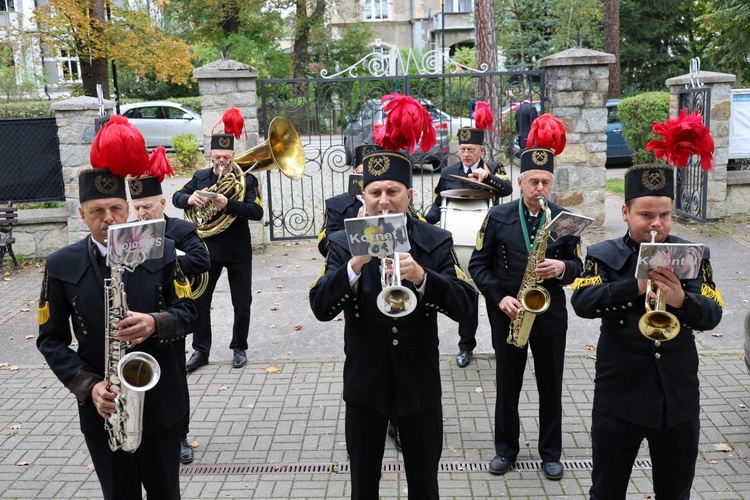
[
  {"x1": 221, "y1": 107, "x2": 245, "y2": 139},
  {"x1": 473, "y1": 101, "x2": 494, "y2": 131},
  {"x1": 645, "y1": 109, "x2": 714, "y2": 172},
  {"x1": 146, "y1": 147, "x2": 174, "y2": 183},
  {"x1": 90, "y1": 115, "x2": 149, "y2": 178},
  {"x1": 375, "y1": 93, "x2": 436, "y2": 154},
  {"x1": 526, "y1": 113, "x2": 566, "y2": 155}
]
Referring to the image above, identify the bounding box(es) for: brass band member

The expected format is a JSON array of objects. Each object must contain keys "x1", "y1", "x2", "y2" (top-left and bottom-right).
[
  {"x1": 37, "y1": 116, "x2": 197, "y2": 499},
  {"x1": 423, "y1": 102, "x2": 513, "y2": 368},
  {"x1": 173, "y1": 109, "x2": 264, "y2": 371},
  {"x1": 128, "y1": 148, "x2": 210, "y2": 464},
  {"x1": 310, "y1": 94, "x2": 475, "y2": 499},
  {"x1": 571, "y1": 113, "x2": 723, "y2": 499},
  {"x1": 469, "y1": 114, "x2": 582, "y2": 480}
]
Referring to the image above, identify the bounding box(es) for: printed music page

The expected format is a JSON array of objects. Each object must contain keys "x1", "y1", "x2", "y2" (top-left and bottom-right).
[
  {"x1": 635, "y1": 242, "x2": 704, "y2": 280},
  {"x1": 344, "y1": 214, "x2": 410, "y2": 258},
  {"x1": 107, "y1": 219, "x2": 167, "y2": 269}
]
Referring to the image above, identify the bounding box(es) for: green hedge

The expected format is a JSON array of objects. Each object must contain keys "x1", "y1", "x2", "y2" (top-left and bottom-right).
[
  {"x1": 0, "y1": 97, "x2": 202, "y2": 119},
  {"x1": 617, "y1": 92, "x2": 670, "y2": 165}
]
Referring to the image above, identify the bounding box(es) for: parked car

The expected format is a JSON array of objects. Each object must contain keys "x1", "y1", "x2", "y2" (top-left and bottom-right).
[
  {"x1": 605, "y1": 99, "x2": 633, "y2": 166},
  {"x1": 119, "y1": 101, "x2": 203, "y2": 150},
  {"x1": 343, "y1": 99, "x2": 451, "y2": 172},
  {"x1": 430, "y1": 107, "x2": 473, "y2": 140}
]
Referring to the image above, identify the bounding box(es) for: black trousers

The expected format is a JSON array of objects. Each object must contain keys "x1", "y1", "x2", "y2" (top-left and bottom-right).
[
  {"x1": 492, "y1": 328, "x2": 566, "y2": 462},
  {"x1": 346, "y1": 402, "x2": 442, "y2": 500},
  {"x1": 176, "y1": 338, "x2": 190, "y2": 439},
  {"x1": 457, "y1": 292, "x2": 479, "y2": 352},
  {"x1": 84, "y1": 421, "x2": 182, "y2": 500},
  {"x1": 192, "y1": 260, "x2": 252, "y2": 356},
  {"x1": 589, "y1": 410, "x2": 700, "y2": 500}
]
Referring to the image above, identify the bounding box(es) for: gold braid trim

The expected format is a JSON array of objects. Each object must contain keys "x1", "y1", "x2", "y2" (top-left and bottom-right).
[
  {"x1": 701, "y1": 283, "x2": 724, "y2": 309},
  {"x1": 254, "y1": 196, "x2": 263, "y2": 207},
  {"x1": 172, "y1": 253, "x2": 193, "y2": 299},
  {"x1": 449, "y1": 247, "x2": 470, "y2": 283},
  {"x1": 571, "y1": 275, "x2": 602, "y2": 290},
  {"x1": 317, "y1": 228, "x2": 326, "y2": 244},
  {"x1": 38, "y1": 269, "x2": 50, "y2": 325},
  {"x1": 310, "y1": 262, "x2": 327, "y2": 289},
  {"x1": 476, "y1": 212, "x2": 490, "y2": 251}
]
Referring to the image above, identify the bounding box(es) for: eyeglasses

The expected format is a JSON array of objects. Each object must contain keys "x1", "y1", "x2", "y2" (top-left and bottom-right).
[{"x1": 458, "y1": 148, "x2": 480, "y2": 154}]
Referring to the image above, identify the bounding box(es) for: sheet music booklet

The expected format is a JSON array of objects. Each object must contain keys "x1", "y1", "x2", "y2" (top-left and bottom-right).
[
  {"x1": 344, "y1": 213, "x2": 410, "y2": 258},
  {"x1": 546, "y1": 211, "x2": 594, "y2": 239},
  {"x1": 107, "y1": 218, "x2": 166, "y2": 270},
  {"x1": 635, "y1": 242, "x2": 704, "y2": 280}
]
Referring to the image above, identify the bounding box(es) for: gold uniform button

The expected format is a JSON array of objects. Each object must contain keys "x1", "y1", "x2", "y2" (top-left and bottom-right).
[{"x1": 654, "y1": 341, "x2": 662, "y2": 347}]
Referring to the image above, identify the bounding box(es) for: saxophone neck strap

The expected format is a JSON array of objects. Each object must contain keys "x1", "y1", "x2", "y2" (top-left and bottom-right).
[{"x1": 518, "y1": 197, "x2": 547, "y2": 254}]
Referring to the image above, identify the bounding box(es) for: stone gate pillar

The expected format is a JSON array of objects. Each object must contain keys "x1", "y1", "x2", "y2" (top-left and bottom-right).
[
  {"x1": 192, "y1": 59, "x2": 264, "y2": 248},
  {"x1": 538, "y1": 48, "x2": 616, "y2": 226},
  {"x1": 50, "y1": 96, "x2": 115, "y2": 244}
]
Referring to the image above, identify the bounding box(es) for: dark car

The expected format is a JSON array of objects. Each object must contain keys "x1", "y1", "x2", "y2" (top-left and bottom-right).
[
  {"x1": 605, "y1": 99, "x2": 633, "y2": 166},
  {"x1": 343, "y1": 99, "x2": 450, "y2": 172}
]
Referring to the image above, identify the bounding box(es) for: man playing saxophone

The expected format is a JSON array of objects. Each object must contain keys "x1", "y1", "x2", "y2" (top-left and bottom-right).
[
  {"x1": 469, "y1": 114, "x2": 582, "y2": 481},
  {"x1": 571, "y1": 115, "x2": 723, "y2": 499},
  {"x1": 36, "y1": 117, "x2": 197, "y2": 499},
  {"x1": 173, "y1": 108, "x2": 264, "y2": 371}
]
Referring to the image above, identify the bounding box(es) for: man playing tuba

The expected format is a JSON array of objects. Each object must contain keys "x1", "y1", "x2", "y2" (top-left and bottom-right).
[{"x1": 172, "y1": 108, "x2": 264, "y2": 371}]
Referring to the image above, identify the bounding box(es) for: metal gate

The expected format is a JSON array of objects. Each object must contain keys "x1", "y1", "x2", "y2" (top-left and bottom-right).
[
  {"x1": 259, "y1": 55, "x2": 544, "y2": 241},
  {"x1": 675, "y1": 59, "x2": 711, "y2": 222}
]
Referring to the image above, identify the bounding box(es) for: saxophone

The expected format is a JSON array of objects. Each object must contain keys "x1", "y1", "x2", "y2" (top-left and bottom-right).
[
  {"x1": 104, "y1": 265, "x2": 161, "y2": 452},
  {"x1": 507, "y1": 196, "x2": 552, "y2": 348}
]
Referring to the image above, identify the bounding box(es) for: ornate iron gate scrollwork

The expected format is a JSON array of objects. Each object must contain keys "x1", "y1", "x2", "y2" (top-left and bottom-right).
[
  {"x1": 675, "y1": 58, "x2": 711, "y2": 222},
  {"x1": 259, "y1": 63, "x2": 544, "y2": 241}
]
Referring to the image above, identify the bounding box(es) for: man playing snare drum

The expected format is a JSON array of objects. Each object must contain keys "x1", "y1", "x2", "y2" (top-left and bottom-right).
[{"x1": 424, "y1": 118, "x2": 512, "y2": 368}]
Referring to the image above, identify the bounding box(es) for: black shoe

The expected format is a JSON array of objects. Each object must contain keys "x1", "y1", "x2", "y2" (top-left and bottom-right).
[
  {"x1": 489, "y1": 455, "x2": 514, "y2": 475},
  {"x1": 180, "y1": 439, "x2": 194, "y2": 464},
  {"x1": 456, "y1": 350, "x2": 473, "y2": 368},
  {"x1": 387, "y1": 423, "x2": 403, "y2": 452},
  {"x1": 233, "y1": 349, "x2": 247, "y2": 369},
  {"x1": 542, "y1": 460, "x2": 564, "y2": 480},
  {"x1": 186, "y1": 351, "x2": 208, "y2": 372}
]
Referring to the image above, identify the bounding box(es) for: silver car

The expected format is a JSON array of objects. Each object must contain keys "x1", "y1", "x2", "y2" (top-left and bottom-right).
[{"x1": 119, "y1": 101, "x2": 203, "y2": 150}]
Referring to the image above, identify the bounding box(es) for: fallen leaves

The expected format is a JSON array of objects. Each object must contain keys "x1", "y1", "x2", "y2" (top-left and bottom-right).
[
  {"x1": 264, "y1": 364, "x2": 279, "y2": 373},
  {"x1": 585, "y1": 344, "x2": 596, "y2": 351},
  {"x1": 219, "y1": 386, "x2": 230, "y2": 391},
  {"x1": 25, "y1": 335, "x2": 34, "y2": 340},
  {"x1": 10, "y1": 424, "x2": 21, "y2": 430},
  {"x1": 87, "y1": 463, "x2": 95, "y2": 472},
  {"x1": 711, "y1": 332, "x2": 722, "y2": 337},
  {"x1": 16, "y1": 461, "x2": 29, "y2": 466},
  {"x1": 294, "y1": 325, "x2": 302, "y2": 331},
  {"x1": 474, "y1": 387, "x2": 483, "y2": 393},
  {"x1": 713, "y1": 443, "x2": 733, "y2": 452}
]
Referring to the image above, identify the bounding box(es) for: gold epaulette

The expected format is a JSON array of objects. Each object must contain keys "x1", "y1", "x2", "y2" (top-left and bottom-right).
[
  {"x1": 174, "y1": 279, "x2": 193, "y2": 299},
  {"x1": 571, "y1": 275, "x2": 602, "y2": 290},
  {"x1": 701, "y1": 283, "x2": 724, "y2": 309},
  {"x1": 38, "y1": 269, "x2": 50, "y2": 325}
]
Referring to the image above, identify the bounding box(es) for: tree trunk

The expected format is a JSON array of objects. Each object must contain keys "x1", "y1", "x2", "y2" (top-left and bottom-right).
[
  {"x1": 604, "y1": 0, "x2": 620, "y2": 99},
  {"x1": 292, "y1": 0, "x2": 310, "y2": 79},
  {"x1": 81, "y1": 0, "x2": 109, "y2": 98},
  {"x1": 475, "y1": 0, "x2": 500, "y2": 151}
]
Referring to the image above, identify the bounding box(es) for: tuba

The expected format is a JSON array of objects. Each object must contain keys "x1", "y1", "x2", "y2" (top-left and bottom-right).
[
  {"x1": 508, "y1": 196, "x2": 552, "y2": 348},
  {"x1": 638, "y1": 231, "x2": 680, "y2": 341},
  {"x1": 104, "y1": 265, "x2": 161, "y2": 452},
  {"x1": 185, "y1": 117, "x2": 306, "y2": 239}
]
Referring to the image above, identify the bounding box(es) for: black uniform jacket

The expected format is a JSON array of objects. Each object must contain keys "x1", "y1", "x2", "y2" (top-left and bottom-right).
[
  {"x1": 571, "y1": 233, "x2": 723, "y2": 428},
  {"x1": 172, "y1": 165, "x2": 264, "y2": 263},
  {"x1": 164, "y1": 215, "x2": 210, "y2": 277},
  {"x1": 309, "y1": 218, "x2": 475, "y2": 417},
  {"x1": 424, "y1": 159, "x2": 512, "y2": 224},
  {"x1": 317, "y1": 193, "x2": 362, "y2": 257},
  {"x1": 468, "y1": 200, "x2": 582, "y2": 338},
  {"x1": 37, "y1": 236, "x2": 197, "y2": 436}
]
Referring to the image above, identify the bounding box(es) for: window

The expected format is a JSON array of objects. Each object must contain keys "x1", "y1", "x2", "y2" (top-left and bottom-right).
[
  {"x1": 444, "y1": 0, "x2": 471, "y2": 13},
  {"x1": 0, "y1": 0, "x2": 15, "y2": 12},
  {"x1": 364, "y1": 0, "x2": 388, "y2": 20},
  {"x1": 371, "y1": 46, "x2": 390, "y2": 74},
  {"x1": 57, "y1": 50, "x2": 81, "y2": 84}
]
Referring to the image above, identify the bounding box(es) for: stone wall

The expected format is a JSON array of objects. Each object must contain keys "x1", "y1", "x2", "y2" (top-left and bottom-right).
[
  {"x1": 538, "y1": 48, "x2": 615, "y2": 227},
  {"x1": 12, "y1": 208, "x2": 68, "y2": 259}
]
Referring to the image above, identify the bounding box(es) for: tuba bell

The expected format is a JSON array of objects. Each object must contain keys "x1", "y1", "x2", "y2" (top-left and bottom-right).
[
  {"x1": 638, "y1": 231, "x2": 680, "y2": 341},
  {"x1": 185, "y1": 117, "x2": 306, "y2": 239}
]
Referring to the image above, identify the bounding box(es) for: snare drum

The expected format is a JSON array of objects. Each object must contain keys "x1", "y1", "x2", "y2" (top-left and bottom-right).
[{"x1": 439, "y1": 189, "x2": 493, "y2": 285}]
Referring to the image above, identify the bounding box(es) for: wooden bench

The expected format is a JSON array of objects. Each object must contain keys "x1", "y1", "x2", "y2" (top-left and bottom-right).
[{"x1": 0, "y1": 203, "x2": 20, "y2": 280}]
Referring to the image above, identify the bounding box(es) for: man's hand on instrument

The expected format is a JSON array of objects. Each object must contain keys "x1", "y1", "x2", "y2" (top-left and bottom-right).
[
  {"x1": 116, "y1": 311, "x2": 156, "y2": 345},
  {"x1": 469, "y1": 166, "x2": 489, "y2": 182},
  {"x1": 188, "y1": 192, "x2": 208, "y2": 207},
  {"x1": 498, "y1": 295, "x2": 521, "y2": 319},
  {"x1": 649, "y1": 266, "x2": 686, "y2": 308},
  {"x1": 398, "y1": 253, "x2": 426, "y2": 287},
  {"x1": 92, "y1": 380, "x2": 116, "y2": 420},
  {"x1": 535, "y1": 259, "x2": 564, "y2": 279},
  {"x1": 211, "y1": 194, "x2": 228, "y2": 210},
  {"x1": 350, "y1": 254, "x2": 372, "y2": 275}
]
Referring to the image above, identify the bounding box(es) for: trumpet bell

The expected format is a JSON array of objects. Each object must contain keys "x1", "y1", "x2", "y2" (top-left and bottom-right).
[
  {"x1": 234, "y1": 116, "x2": 306, "y2": 180},
  {"x1": 377, "y1": 285, "x2": 417, "y2": 318},
  {"x1": 639, "y1": 310, "x2": 680, "y2": 341}
]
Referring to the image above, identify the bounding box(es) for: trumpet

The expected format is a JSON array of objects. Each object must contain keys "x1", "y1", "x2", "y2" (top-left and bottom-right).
[
  {"x1": 375, "y1": 210, "x2": 417, "y2": 318},
  {"x1": 638, "y1": 230, "x2": 680, "y2": 341}
]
